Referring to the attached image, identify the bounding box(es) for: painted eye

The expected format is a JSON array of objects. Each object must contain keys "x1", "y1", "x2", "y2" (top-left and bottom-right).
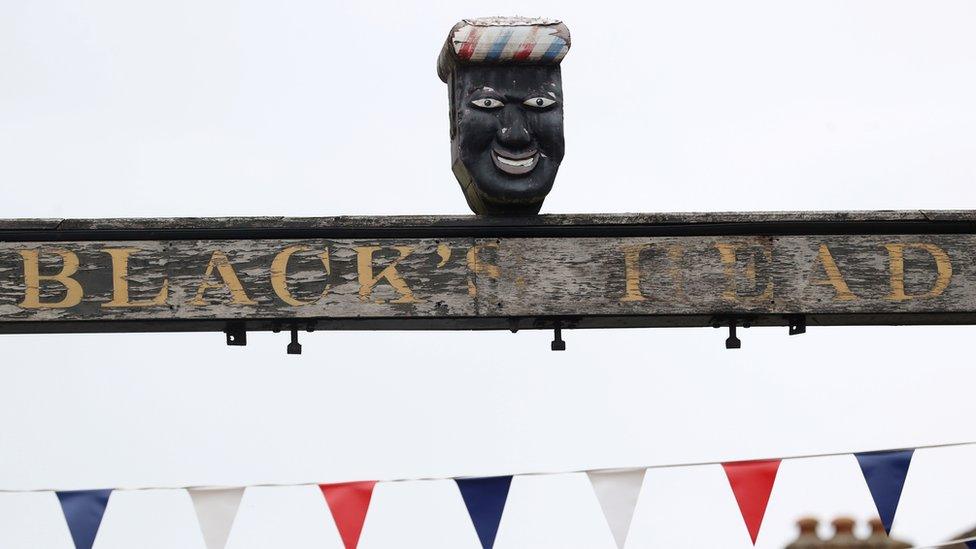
[
  {"x1": 524, "y1": 97, "x2": 556, "y2": 108},
  {"x1": 472, "y1": 98, "x2": 504, "y2": 109}
]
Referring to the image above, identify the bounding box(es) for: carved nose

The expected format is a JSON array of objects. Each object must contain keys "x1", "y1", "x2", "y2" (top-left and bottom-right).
[{"x1": 497, "y1": 108, "x2": 532, "y2": 148}]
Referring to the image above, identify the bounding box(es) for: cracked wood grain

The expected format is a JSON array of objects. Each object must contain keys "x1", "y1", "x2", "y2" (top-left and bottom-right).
[{"x1": 0, "y1": 235, "x2": 973, "y2": 326}]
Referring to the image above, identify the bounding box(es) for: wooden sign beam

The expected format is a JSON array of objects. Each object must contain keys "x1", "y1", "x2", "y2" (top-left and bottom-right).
[{"x1": 1, "y1": 211, "x2": 975, "y2": 336}]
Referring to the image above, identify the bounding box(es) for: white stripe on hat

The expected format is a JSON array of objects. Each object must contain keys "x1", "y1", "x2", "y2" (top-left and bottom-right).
[
  {"x1": 469, "y1": 28, "x2": 495, "y2": 61},
  {"x1": 501, "y1": 26, "x2": 532, "y2": 58},
  {"x1": 451, "y1": 25, "x2": 475, "y2": 54}
]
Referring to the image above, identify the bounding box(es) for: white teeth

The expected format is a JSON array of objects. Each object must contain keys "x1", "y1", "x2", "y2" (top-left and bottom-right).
[{"x1": 496, "y1": 155, "x2": 535, "y2": 167}]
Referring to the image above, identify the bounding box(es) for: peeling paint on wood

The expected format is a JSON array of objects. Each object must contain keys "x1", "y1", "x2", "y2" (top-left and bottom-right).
[{"x1": 0, "y1": 231, "x2": 974, "y2": 334}]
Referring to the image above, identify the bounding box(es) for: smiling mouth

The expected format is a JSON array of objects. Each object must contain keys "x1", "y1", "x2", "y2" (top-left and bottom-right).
[{"x1": 491, "y1": 147, "x2": 539, "y2": 175}]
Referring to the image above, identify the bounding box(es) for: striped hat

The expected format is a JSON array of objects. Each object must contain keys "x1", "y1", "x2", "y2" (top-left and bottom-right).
[{"x1": 437, "y1": 17, "x2": 571, "y2": 82}]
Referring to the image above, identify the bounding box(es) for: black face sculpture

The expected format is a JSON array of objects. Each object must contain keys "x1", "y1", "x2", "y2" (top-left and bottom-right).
[{"x1": 449, "y1": 65, "x2": 565, "y2": 215}]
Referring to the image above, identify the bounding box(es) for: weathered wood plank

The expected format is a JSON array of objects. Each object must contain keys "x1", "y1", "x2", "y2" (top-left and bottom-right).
[
  {"x1": 3, "y1": 210, "x2": 976, "y2": 234},
  {"x1": 0, "y1": 233, "x2": 972, "y2": 334}
]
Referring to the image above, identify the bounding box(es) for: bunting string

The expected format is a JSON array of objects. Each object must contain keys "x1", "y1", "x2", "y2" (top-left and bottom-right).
[
  {"x1": 916, "y1": 534, "x2": 976, "y2": 549},
  {"x1": 5, "y1": 438, "x2": 973, "y2": 494},
  {"x1": 3, "y1": 439, "x2": 974, "y2": 549}
]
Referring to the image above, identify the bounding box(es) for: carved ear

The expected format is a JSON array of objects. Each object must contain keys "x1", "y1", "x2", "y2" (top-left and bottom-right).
[{"x1": 447, "y1": 72, "x2": 457, "y2": 140}]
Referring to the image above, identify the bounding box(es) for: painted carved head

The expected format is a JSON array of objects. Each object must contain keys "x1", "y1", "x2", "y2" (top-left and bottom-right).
[{"x1": 438, "y1": 17, "x2": 571, "y2": 216}]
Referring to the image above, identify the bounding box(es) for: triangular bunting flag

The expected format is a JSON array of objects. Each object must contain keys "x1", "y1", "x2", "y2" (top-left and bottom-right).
[
  {"x1": 855, "y1": 449, "x2": 914, "y2": 534},
  {"x1": 587, "y1": 469, "x2": 646, "y2": 549},
  {"x1": 56, "y1": 489, "x2": 112, "y2": 549},
  {"x1": 188, "y1": 487, "x2": 245, "y2": 549},
  {"x1": 456, "y1": 476, "x2": 513, "y2": 549},
  {"x1": 319, "y1": 481, "x2": 378, "y2": 549},
  {"x1": 722, "y1": 460, "x2": 781, "y2": 545}
]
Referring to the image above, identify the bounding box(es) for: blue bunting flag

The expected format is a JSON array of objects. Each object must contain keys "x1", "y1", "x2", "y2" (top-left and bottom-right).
[
  {"x1": 855, "y1": 450, "x2": 914, "y2": 534},
  {"x1": 455, "y1": 476, "x2": 513, "y2": 549},
  {"x1": 56, "y1": 489, "x2": 112, "y2": 549}
]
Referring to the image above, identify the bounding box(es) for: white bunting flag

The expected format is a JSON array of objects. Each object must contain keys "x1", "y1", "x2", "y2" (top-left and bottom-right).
[
  {"x1": 587, "y1": 469, "x2": 646, "y2": 548},
  {"x1": 188, "y1": 488, "x2": 245, "y2": 549}
]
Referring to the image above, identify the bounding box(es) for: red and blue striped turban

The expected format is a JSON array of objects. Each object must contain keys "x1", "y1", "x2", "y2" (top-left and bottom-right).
[{"x1": 438, "y1": 17, "x2": 571, "y2": 82}]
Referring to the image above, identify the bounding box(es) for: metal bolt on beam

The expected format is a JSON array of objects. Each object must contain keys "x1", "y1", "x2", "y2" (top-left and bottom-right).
[
  {"x1": 287, "y1": 327, "x2": 302, "y2": 355},
  {"x1": 789, "y1": 315, "x2": 807, "y2": 335},
  {"x1": 225, "y1": 323, "x2": 247, "y2": 346},
  {"x1": 725, "y1": 322, "x2": 741, "y2": 349},
  {"x1": 551, "y1": 326, "x2": 566, "y2": 351}
]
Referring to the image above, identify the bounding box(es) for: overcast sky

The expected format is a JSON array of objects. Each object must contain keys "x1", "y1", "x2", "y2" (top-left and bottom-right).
[{"x1": 1, "y1": 0, "x2": 976, "y2": 547}]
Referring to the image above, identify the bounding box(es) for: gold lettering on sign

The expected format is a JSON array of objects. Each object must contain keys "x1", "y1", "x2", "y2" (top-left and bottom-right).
[
  {"x1": 189, "y1": 250, "x2": 257, "y2": 306},
  {"x1": 270, "y1": 245, "x2": 331, "y2": 306},
  {"x1": 436, "y1": 243, "x2": 452, "y2": 267},
  {"x1": 811, "y1": 244, "x2": 857, "y2": 301},
  {"x1": 102, "y1": 248, "x2": 169, "y2": 308},
  {"x1": 354, "y1": 246, "x2": 419, "y2": 303},
  {"x1": 884, "y1": 243, "x2": 953, "y2": 301},
  {"x1": 715, "y1": 242, "x2": 774, "y2": 302},
  {"x1": 466, "y1": 242, "x2": 501, "y2": 297},
  {"x1": 18, "y1": 249, "x2": 84, "y2": 309},
  {"x1": 619, "y1": 244, "x2": 649, "y2": 302}
]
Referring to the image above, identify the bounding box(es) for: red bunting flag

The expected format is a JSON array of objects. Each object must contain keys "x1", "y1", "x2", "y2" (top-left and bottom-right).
[
  {"x1": 319, "y1": 481, "x2": 378, "y2": 549},
  {"x1": 722, "y1": 460, "x2": 781, "y2": 545}
]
